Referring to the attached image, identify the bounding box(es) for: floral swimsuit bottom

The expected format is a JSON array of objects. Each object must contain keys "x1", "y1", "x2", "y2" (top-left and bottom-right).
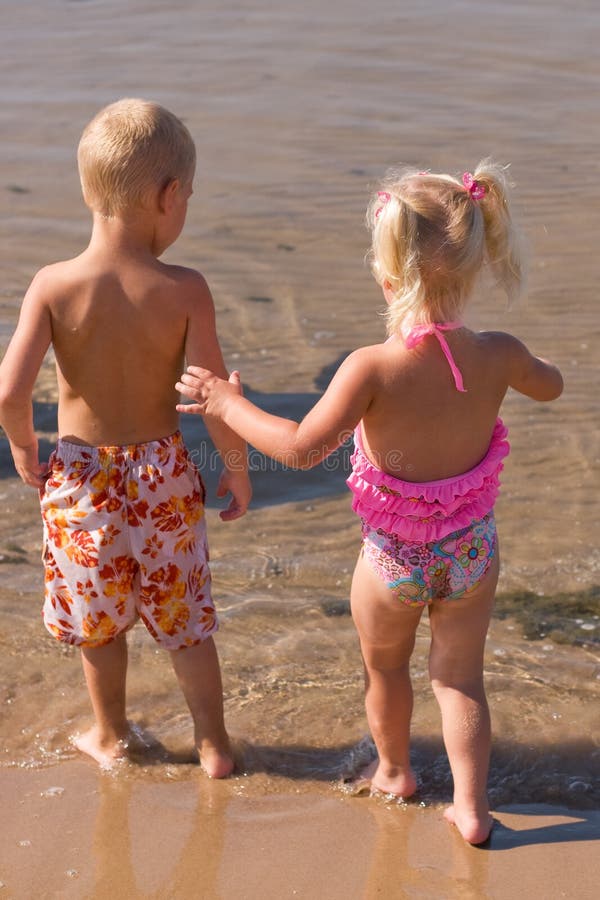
[{"x1": 361, "y1": 512, "x2": 497, "y2": 606}]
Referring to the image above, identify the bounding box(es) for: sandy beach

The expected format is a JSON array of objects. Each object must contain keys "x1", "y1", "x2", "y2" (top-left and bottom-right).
[
  {"x1": 1, "y1": 0, "x2": 599, "y2": 897},
  {"x1": 1, "y1": 761, "x2": 599, "y2": 899}
]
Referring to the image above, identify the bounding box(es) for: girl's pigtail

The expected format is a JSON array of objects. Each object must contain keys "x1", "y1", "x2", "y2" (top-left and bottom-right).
[
  {"x1": 367, "y1": 174, "x2": 426, "y2": 335},
  {"x1": 473, "y1": 159, "x2": 525, "y2": 303}
]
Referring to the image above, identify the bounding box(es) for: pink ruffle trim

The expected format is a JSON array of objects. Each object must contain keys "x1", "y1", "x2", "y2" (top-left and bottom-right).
[{"x1": 347, "y1": 418, "x2": 509, "y2": 543}]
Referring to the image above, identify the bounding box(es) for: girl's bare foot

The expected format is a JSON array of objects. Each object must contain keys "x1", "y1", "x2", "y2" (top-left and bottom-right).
[
  {"x1": 346, "y1": 757, "x2": 417, "y2": 799},
  {"x1": 444, "y1": 804, "x2": 494, "y2": 845},
  {"x1": 72, "y1": 725, "x2": 130, "y2": 770}
]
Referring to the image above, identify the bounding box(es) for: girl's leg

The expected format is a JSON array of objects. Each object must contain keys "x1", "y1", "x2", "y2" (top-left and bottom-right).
[
  {"x1": 428, "y1": 552, "x2": 499, "y2": 844},
  {"x1": 170, "y1": 637, "x2": 234, "y2": 778},
  {"x1": 350, "y1": 552, "x2": 424, "y2": 797},
  {"x1": 75, "y1": 632, "x2": 130, "y2": 767}
]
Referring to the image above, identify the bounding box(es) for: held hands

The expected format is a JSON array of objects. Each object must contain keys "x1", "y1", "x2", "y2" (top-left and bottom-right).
[
  {"x1": 10, "y1": 439, "x2": 48, "y2": 489},
  {"x1": 176, "y1": 367, "x2": 240, "y2": 420},
  {"x1": 176, "y1": 368, "x2": 251, "y2": 521}
]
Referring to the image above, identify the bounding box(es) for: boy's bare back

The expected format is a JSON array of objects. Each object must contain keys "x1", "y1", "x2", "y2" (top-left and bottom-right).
[{"x1": 36, "y1": 245, "x2": 220, "y2": 447}]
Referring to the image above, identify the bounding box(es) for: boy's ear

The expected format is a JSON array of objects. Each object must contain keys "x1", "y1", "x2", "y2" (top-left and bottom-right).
[{"x1": 158, "y1": 178, "x2": 180, "y2": 213}]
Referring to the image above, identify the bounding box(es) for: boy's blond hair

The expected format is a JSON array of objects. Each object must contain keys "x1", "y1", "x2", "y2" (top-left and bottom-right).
[
  {"x1": 78, "y1": 98, "x2": 196, "y2": 217},
  {"x1": 367, "y1": 160, "x2": 524, "y2": 334}
]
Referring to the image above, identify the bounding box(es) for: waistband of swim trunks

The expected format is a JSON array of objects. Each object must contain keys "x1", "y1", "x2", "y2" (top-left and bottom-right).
[{"x1": 54, "y1": 430, "x2": 185, "y2": 464}]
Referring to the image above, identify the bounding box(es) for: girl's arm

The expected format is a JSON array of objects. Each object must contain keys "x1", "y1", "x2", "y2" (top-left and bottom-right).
[
  {"x1": 0, "y1": 271, "x2": 52, "y2": 487},
  {"x1": 176, "y1": 347, "x2": 377, "y2": 469},
  {"x1": 504, "y1": 335, "x2": 564, "y2": 401}
]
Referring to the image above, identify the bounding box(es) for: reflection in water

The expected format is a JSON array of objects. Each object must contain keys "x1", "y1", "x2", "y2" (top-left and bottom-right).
[
  {"x1": 92, "y1": 775, "x2": 227, "y2": 899},
  {"x1": 88, "y1": 772, "x2": 381, "y2": 899},
  {"x1": 362, "y1": 801, "x2": 490, "y2": 900}
]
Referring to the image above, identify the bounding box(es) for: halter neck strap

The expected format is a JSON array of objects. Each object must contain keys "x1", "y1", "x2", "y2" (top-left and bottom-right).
[{"x1": 404, "y1": 322, "x2": 466, "y2": 392}]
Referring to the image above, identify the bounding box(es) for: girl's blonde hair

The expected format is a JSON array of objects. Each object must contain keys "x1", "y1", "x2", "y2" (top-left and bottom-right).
[
  {"x1": 78, "y1": 98, "x2": 196, "y2": 217},
  {"x1": 367, "y1": 160, "x2": 524, "y2": 335}
]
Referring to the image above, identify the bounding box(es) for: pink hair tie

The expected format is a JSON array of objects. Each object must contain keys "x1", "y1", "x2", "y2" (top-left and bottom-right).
[
  {"x1": 462, "y1": 172, "x2": 486, "y2": 201},
  {"x1": 375, "y1": 191, "x2": 391, "y2": 219}
]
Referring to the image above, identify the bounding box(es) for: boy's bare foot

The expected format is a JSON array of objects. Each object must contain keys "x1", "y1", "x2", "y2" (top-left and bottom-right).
[
  {"x1": 345, "y1": 757, "x2": 417, "y2": 799},
  {"x1": 199, "y1": 744, "x2": 235, "y2": 779},
  {"x1": 72, "y1": 725, "x2": 131, "y2": 770},
  {"x1": 444, "y1": 804, "x2": 494, "y2": 845}
]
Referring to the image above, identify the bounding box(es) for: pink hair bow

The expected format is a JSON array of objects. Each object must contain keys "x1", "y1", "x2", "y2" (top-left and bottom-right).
[
  {"x1": 462, "y1": 172, "x2": 486, "y2": 201},
  {"x1": 375, "y1": 191, "x2": 391, "y2": 219}
]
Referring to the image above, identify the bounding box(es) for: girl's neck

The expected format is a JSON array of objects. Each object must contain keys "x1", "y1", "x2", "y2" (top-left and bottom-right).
[{"x1": 400, "y1": 319, "x2": 464, "y2": 339}]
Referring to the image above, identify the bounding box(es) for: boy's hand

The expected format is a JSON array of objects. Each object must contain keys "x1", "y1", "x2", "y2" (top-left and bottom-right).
[
  {"x1": 216, "y1": 467, "x2": 252, "y2": 520},
  {"x1": 176, "y1": 368, "x2": 240, "y2": 419},
  {"x1": 10, "y1": 439, "x2": 48, "y2": 488}
]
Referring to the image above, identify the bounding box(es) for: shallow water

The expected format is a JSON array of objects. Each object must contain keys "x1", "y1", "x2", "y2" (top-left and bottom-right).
[{"x1": 1, "y1": 0, "x2": 599, "y2": 812}]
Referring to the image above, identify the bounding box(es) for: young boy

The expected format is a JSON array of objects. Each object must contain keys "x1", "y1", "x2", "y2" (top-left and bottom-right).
[{"x1": 0, "y1": 98, "x2": 251, "y2": 776}]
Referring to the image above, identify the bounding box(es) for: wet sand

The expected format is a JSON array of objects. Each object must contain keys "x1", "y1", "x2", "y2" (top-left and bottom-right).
[
  {"x1": 1, "y1": 762, "x2": 599, "y2": 899},
  {"x1": 1, "y1": 0, "x2": 600, "y2": 897}
]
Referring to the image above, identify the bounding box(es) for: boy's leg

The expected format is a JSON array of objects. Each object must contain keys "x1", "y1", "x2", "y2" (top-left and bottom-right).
[
  {"x1": 428, "y1": 552, "x2": 499, "y2": 844},
  {"x1": 350, "y1": 552, "x2": 424, "y2": 797},
  {"x1": 75, "y1": 633, "x2": 130, "y2": 767},
  {"x1": 170, "y1": 637, "x2": 234, "y2": 778}
]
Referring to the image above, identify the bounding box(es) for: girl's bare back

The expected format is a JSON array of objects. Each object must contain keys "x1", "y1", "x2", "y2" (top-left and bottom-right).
[{"x1": 359, "y1": 327, "x2": 512, "y2": 482}]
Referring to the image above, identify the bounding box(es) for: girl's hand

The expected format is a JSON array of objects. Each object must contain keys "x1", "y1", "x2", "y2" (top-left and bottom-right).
[
  {"x1": 176, "y1": 368, "x2": 242, "y2": 419},
  {"x1": 176, "y1": 369, "x2": 251, "y2": 518}
]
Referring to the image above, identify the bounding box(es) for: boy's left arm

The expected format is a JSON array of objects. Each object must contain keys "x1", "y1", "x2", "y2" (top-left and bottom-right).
[
  {"x1": 0, "y1": 273, "x2": 52, "y2": 487},
  {"x1": 181, "y1": 273, "x2": 251, "y2": 520}
]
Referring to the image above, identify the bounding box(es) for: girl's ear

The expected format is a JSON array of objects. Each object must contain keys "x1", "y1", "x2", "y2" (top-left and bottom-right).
[{"x1": 382, "y1": 280, "x2": 394, "y2": 305}]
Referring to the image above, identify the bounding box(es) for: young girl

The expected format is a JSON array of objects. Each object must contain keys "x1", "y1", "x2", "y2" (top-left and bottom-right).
[{"x1": 176, "y1": 161, "x2": 563, "y2": 843}]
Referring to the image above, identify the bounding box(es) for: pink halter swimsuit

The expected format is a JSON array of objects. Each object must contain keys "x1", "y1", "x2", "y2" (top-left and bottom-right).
[{"x1": 346, "y1": 323, "x2": 510, "y2": 605}]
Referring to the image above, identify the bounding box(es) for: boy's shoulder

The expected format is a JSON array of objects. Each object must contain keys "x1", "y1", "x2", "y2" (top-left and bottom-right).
[
  {"x1": 29, "y1": 257, "x2": 215, "y2": 322},
  {"x1": 157, "y1": 262, "x2": 214, "y2": 311},
  {"x1": 25, "y1": 257, "x2": 84, "y2": 304},
  {"x1": 159, "y1": 261, "x2": 207, "y2": 288},
  {"x1": 158, "y1": 261, "x2": 208, "y2": 290}
]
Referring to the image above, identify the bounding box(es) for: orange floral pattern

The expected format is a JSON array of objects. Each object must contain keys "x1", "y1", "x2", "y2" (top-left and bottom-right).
[{"x1": 40, "y1": 432, "x2": 216, "y2": 649}]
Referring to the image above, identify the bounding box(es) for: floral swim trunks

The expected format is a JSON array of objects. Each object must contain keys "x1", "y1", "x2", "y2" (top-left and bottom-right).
[
  {"x1": 361, "y1": 512, "x2": 497, "y2": 607},
  {"x1": 40, "y1": 431, "x2": 216, "y2": 649}
]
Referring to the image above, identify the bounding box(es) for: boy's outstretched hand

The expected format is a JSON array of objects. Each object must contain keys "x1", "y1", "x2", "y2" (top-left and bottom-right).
[{"x1": 176, "y1": 367, "x2": 240, "y2": 420}]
